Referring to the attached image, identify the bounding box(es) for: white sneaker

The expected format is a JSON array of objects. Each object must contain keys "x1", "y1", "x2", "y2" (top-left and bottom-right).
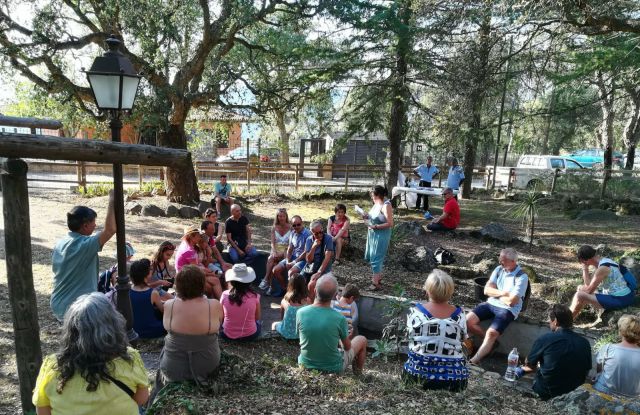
[{"x1": 258, "y1": 279, "x2": 269, "y2": 290}]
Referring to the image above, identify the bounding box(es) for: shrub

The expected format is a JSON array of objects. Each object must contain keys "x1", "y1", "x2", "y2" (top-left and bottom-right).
[
  {"x1": 79, "y1": 182, "x2": 113, "y2": 197},
  {"x1": 140, "y1": 180, "x2": 164, "y2": 193}
]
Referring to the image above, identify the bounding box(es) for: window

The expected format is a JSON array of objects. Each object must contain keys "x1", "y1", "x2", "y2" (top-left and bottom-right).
[
  {"x1": 520, "y1": 156, "x2": 531, "y2": 166},
  {"x1": 565, "y1": 160, "x2": 582, "y2": 169},
  {"x1": 550, "y1": 159, "x2": 564, "y2": 169}
]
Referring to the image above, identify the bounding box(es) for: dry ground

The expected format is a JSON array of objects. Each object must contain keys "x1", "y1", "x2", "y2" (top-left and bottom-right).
[{"x1": 0, "y1": 189, "x2": 637, "y2": 413}]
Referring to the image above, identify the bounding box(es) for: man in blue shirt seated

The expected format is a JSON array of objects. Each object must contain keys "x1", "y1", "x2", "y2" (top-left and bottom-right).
[
  {"x1": 413, "y1": 156, "x2": 439, "y2": 211},
  {"x1": 466, "y1": 248, "x2": 529, "y2": 364},
  {"x1": 517, "y1": 304, "x2": 592, "y2": 400},
  {"x1": 51, "y1": 191, "x2": 117, "y2": 321}
]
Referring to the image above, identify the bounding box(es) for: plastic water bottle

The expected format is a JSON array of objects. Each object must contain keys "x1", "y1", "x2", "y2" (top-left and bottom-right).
[{"x1": 504, "y1": 348, "x2": 519, "y2": 382}]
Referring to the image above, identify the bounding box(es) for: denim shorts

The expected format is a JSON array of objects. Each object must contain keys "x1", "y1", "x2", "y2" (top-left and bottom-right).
[
  {"x1": 595, "y1": 292, "x2": 635, "y2": 310},
  {"x1": 472, "y1": 302, "x2": 515, "y2": 334}
]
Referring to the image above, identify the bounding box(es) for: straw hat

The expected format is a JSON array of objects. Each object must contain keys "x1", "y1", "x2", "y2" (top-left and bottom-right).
[
  {"x1": 183, "y1": 226, "x2": 200, "y2": 238},
  {"x1": 225, "y1": 263, "x2": 256, "y2": 284}
]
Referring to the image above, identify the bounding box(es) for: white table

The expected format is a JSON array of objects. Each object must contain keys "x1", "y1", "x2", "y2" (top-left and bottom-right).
[{"x1": 391, "y1": 186, "x2": 458, "y2": 209}]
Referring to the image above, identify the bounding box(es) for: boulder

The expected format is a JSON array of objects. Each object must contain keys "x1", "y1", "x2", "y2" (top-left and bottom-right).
[
  {"x1": 575, "y1": 209, "x2": 618, "y2": 222},
  {"x1": 125, "y1": 202, "x2": 142, "y2": 215},
  {"x1": 400, "y1": 245, "x2": 437, "y2": 272},
  {"x1": 166, "y1": 205, "x2": 179, "y2": 217},
  {"x1": 140, "y1": 191, "x2": 152, "y2": 197},
  {"x1": 125, "y1": 192, "x2": 140, "y2": 201},
  {"x1": 197, "y1": 200, "x2": 211, "y2": 215},
  {"x1": 479, "y1": 222, "x2": 514, "y2": 243},
  {"x1": 394, "y1": 221, "x2": 428, "y2": 238},
  {"x1": 142, "y1": 204, "x2": 166, "y2": 217},
  {"x1": 552, "y1": 385, "x2": 640, "y2": 415},
  {"x1": 179, "y1": 206, "x2": 201, "y2": 219},
  {"x1": 152, "y1": 187, "x2": 166, "y2": 196},
  {"x1": 595, "y1": 244, "x2": 621, "y2": 259},
  {"x1": 472, "y1": 258, "x2": 499, "y2": 275}
]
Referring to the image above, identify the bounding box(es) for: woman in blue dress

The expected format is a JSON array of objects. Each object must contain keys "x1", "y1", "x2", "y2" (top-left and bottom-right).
[{"x1": 363, "y1": 185, "x2": 393, "y2": 290}]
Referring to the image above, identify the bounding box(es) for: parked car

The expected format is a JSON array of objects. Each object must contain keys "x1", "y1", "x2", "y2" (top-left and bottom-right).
[
  {"x1": 215, "y1": 147, "x2": 281, "y2": 164},
  {"x1": 567, "y1": 148, "x2": 624, "y2": 168},
  {"x1": 622, "y1": 153, "x2": 640, "y2": 170},
  {"x1": 489, "y1": 155, "x2": 586, "y2": 190}
]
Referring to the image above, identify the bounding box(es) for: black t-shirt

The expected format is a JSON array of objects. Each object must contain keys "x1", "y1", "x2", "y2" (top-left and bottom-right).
[
  {"x1": 527, "y1": 328, "x2": 592, "y2": 400},
  {"x1": 225, "y1": 216, "x2": 250, "y2": 250}
]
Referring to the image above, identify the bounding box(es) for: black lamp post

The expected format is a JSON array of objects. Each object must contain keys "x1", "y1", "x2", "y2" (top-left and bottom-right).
[{"x1": 85, "y1": 35, "x2": 141, "y2": 343}]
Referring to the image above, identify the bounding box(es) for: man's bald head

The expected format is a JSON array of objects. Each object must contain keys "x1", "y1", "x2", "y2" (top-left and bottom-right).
[{"x1": 316, "y1": 274, "x2": 338, "y2": 303}]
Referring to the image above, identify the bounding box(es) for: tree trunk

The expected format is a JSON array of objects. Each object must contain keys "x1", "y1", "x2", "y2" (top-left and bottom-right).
[
  {"x1": 595, "y1": 71, "x2": 615, "y2": 198},
  {"x1": 622, "y1": 86, "x2": 640, "y2": 170},
  {"x1": 275, "y1": 110, "x2": 291, "y2": 164},
  {"x1": 462, "y1": 11, "x2": 492, "y2": 198},
  {"x1": 385, "y1": 0, "x2": 412, "y2": 192},
  {"x1": 158, "y1": 122, "x2": 200, "y2": 203}
]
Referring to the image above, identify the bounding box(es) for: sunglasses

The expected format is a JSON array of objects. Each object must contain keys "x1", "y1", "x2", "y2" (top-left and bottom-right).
[
  {"x1": 292, "y1": 223, "x2": 302, "y2": 227},
  {"x1": 313, "y1": 230, "x2": 324, "y2": 235}
]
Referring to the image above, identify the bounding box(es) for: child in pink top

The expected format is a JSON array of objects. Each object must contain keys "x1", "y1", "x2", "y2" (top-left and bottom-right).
[
  {"x1": 175, "y1": 226, "x2": 222, "y2": 299},
  {"x1": 220, "y1": 264, "x2": 262, "y2": 340}
]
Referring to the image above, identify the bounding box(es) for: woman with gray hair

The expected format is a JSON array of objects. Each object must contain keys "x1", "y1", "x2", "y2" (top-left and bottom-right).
[
  {"x1": 33, "y1": 293, "x2": 149, "y2": 414},
  {"x1": 403, "y1": 269, "x2": 469, "y2": 391}
]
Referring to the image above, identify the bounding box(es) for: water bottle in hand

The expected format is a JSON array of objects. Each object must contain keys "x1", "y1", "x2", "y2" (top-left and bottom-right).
[{"x1": 504, "y1": 348, "x2": 519, "y2": 382}]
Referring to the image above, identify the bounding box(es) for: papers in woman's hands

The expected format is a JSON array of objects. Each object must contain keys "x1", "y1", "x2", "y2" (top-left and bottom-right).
[{"x1": 354, "y1": 205, "x2": 365, "y2": 216}]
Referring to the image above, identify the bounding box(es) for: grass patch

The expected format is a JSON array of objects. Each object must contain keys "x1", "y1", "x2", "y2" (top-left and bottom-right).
[{"x1": 78, "y1": 182, "x2": 113, "y2": 197}]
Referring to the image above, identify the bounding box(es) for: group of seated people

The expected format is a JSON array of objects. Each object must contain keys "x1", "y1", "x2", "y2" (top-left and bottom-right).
[{"x1": 402, "y1": 246, "x2": 638, "y2": 401}]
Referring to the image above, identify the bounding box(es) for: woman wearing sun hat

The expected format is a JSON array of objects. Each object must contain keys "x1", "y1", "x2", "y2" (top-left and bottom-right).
[
  {"x1": 220, "y1": 264, "x2": 262, "y2": 341},
  {"x1": 175, "y1": 226, "x2": 222, "y2": 299}
]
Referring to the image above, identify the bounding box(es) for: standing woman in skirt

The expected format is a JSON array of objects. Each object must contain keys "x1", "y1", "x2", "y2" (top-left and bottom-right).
[{"x1": 363, "y1": 185, "x2": 393, "y2": 290}]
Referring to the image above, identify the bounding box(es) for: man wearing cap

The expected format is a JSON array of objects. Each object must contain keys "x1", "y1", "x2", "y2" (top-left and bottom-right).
[
  {"x1": 51, "y1": 191, "x2": 117, "y2": 321},
  {"x1": 413, "y1": 156, "x2": 439, "y2": 212},
  {"x1": 225, "y1": 204, "x2": 258, "y2": 265},
  {"x1": 296, "y1": 274, "x2": 367, "y2": 374}
]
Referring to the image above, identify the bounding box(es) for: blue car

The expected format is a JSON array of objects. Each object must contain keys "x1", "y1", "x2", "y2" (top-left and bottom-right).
[{"x1": 568, "y1": 148, "x2": 623, "y2": 168}]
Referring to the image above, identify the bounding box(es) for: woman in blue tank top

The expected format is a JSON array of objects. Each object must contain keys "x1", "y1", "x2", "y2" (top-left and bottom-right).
[{"x1": 130, "y1": 259, "x2": 166, "y2": 338}]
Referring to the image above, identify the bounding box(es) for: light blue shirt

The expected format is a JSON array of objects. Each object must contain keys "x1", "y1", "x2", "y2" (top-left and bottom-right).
[
  {"x1": 215, "y1": 182, "x2": 231, "y2": 197},
  {"x1": 414, "y1": 164, "x2": 439, "y2": 182},
  {"x1": 289, "y1": 228, "x2": 311, "y2": 259},
  {"x1": 486, "y1": 265, "x2": 528, "y2": 319},
  {"x1": 598, "y1": 258, "x2": 631, "y2": 297},
  {"x1": 51, "y1": 232, "x2": 102, "y2": 320},
  {"x1": 447, "y1": 166, "x2": 465, "y2": 189},
  {"x1": 305, "y1": 233, "x2": 335, "y2": 273}
]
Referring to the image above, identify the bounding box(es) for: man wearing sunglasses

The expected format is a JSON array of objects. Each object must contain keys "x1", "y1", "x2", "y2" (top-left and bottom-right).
[
  {"x1": 304, "y1": 220, "x2": 335, "y2": 301},
  {"x1": 272, "y1": 215, "x2": 310, "y2": 290}
]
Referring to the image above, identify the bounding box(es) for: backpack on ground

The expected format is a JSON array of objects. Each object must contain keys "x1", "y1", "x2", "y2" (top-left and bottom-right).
[{"x1": 434, "y1": 247, "x2": 455, "y2": 265}]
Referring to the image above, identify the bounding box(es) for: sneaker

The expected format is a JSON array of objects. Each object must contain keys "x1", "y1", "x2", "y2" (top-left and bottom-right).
[
  {"x1": 423, "y1": 211, "x2": 433, "y2": 220},
  {"x1": 265, "y1": 287, "x2": 273, "y2": 296},
  {"x1": 258, "y1": 279, "x2": 269, "y2": 291}
]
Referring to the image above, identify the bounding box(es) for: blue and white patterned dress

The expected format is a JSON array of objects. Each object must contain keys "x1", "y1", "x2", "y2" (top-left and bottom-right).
[{"x1": 403, "y1": 303, "x2": 469, "y2": 391}]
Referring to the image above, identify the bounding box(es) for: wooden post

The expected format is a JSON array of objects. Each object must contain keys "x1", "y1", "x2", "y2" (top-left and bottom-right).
[
  {"x1": 0, "y1": 158, "x2": 42, "y2": 414},
  {"x1": 138, "y1": 165, "x2": 144, "y2": 189},
  {"x1": 80, "y1": 162, "x2": 87, "y2": 193},
  {"x1": 485, "y1": 167, "x2": 492, "y2": 189},
  {"x1": 550, "y1": 168, "x2": 559, "y2": 194},
  {"x1": 247, "y1": 161, "x2": 251, "y2": 191},
  {"x1": 507, "y1": 167, "x2": 515, "y2": 191},
  {"x1": 295, "y1": 164, "x2": 299, "y2": 191},
  {"x1": 438, "y1": 165, "x2": 443, "y2": 187},
  {"x1": 344, "y1": 164, "x2": 350, "y2": 192}
]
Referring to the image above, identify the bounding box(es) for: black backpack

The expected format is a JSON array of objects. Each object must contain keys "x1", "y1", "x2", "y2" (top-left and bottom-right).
[
  {"x1": 434, "y1": 247, "x2": 455, "y2": 265},
  {"x1": 515, "y1": 268, "x2": 532, "y2": 312}
]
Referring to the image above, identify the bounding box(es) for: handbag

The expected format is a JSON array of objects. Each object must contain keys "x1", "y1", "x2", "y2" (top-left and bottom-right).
[{"x1": 434, "y1": 247, "x2": 455, "y2": 265}]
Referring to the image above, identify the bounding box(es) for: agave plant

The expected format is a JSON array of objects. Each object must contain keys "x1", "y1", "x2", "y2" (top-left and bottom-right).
[{"x1": 506, "y1": 191, "x2": 545, "y2": 246}]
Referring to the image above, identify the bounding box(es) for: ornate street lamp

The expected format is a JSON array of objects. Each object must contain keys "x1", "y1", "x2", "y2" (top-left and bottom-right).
[{"x1": 85, "y1": 35, "x2": 141, "y2": 342}]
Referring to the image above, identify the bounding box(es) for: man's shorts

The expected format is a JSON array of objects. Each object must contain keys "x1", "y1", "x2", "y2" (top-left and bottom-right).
[
  {"x1": 471, "y1": 302, "x2": 515, "y2": 334},
  {"x1": 595, "y1": 292, "x2": 635, "y2": 310},
  {"x1": 341, "y1": 347, "x2": 356, "y2": 372}
]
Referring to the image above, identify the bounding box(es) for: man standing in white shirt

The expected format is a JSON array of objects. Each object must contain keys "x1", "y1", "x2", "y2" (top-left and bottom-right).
[{"x1": 413, "y1": 156, "x2": 439, "y2": 211}]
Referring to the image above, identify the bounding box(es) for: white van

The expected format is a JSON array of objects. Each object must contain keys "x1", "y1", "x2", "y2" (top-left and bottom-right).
[{"x1": 489, "y1": 155, "x2": 585, "y2": 190}]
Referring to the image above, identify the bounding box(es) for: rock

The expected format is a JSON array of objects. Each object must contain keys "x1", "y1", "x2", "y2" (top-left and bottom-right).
[
  {"x1": 479, "y1": 222, "x2": 514, "y2": 243},
  {"x1": 179, "y1": 206, "x2": 201, "y2": 219},
  {"x1": 166, "y1": 205, "x2": 179, "y2": 217},
  {"x1": 470, "y1": 250, "x2": 498, "y2": 263},
  {"x1": 520, "y1": 265, "x2": 538, "y2": 283},
  {"x1": 394, "y1": 221, "x2": 428, "y2": 238},
  {"x1": 599, "y1": 306, "x2": 640, "y2": 329},
  {"x1": 124, "y1": 202, "x2": 142, "y2": 215},
  {"x1": 142, "y1": 204, "x2": 166, "y2": 217},
  {"x1": 595, "y1": 244, "x2": 621, "y2": 259},
  {"x1": 472, "y1": 258, "x2": 499, "y2": 275},
  {"x1": 152, "y1": 187, "x2": 166, "y2": 196},
  {"x1": 575, "y1": 209, "x2": 618, "y2": 221},
  {"x1": 552, "y1": 385, "x2": 640, "y2": 415},
  {"x1": 125, "y1": 192, "x2": 140, "y2": 201},
  {"x1": 399, "y1": 246, "x2": 437, "y2": 272},
  {"x1": 197, "y1": 200, "x2": 211, "y2": 214},
  {"x1": 439, "y1": 264, "x2": 480, "y2": 280},
  {"x1": 140, "y1": 191, "x2": 152, "y2": 197}
]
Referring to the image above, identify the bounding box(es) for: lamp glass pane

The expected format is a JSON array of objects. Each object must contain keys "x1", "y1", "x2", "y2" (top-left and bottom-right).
[
  {"x1": 120, "y1": 76, "x2": 141, "y2": 110},
  {"x1": 88, "y1": 74, "x2": 120, "y2": 109}
]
